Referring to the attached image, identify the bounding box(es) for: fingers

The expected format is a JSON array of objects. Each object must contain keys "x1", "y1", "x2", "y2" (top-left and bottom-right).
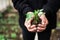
[
  {"x1": 31, "y1": 25, "x2": 36, "y2": 29},
  {"x1": 28, "y1": 25, "x2": 36, "y2": 32},
  {"x1": 39, "y1": 14, "x2": 48, "y2": 25},
  {"x1": 24, "y1": 15, "x2": 36, "y2": 32},
  {"x1": 27, "y1": 25, "x2": 37, "y2": 32},
  {"x1": 38, "y1": 24, "x2": 45, "y2": 28},
  {"x1": 37, "y1": 18, "x2": 48, "y2": 32},
  {"x1": 28, "y1": 15, "x2": 34, "y2": 23},
  {"x1": 24, "y1": 21, "x2": 37, "y2": 32},
  {"x1": 37, "y1": 14, "x2": 48, "y2": 32},
  {"x1": 24, "y1": 12, "x2": 48, "y2": 32},
  {"x1": 37, "y1": 26, "x2": 46, "y2": 32},
  {"x1": 37, "y1": 19, "x2": 48, "y2": 32},
  {"x1": 25, "y1": 15, "x2": 34, "y2": 27},
  {"x1": 37, "y1": 24, "x2": 46, "y2": 32}
]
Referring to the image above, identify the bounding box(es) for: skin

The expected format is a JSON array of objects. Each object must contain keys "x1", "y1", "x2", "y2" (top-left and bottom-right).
[
  {"x1": 24, "y1": 12, "x2": 48, "y2": 32},
  {"x1": 24, "y1": 12, "x2": 37, "y2": 32},
  {"x1": 37, "y1": 14, "x2": 48, "y2": 32}
]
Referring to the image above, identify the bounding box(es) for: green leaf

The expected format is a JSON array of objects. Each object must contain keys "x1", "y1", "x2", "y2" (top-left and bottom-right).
[
  {"x1": 0, "y1": 34, "x2": 4, "y2": 39},
  {"x1": 0, "y1": 39, "x2": 5, "y2": 40},
  {"x1": 33, "y1": 10, "x2": 40, "y2": 24},
  {"x1": 11, "y1": 33, "x2": 17, "y2": 38},
  {"x1": 26, "y1": 13, "x2": 34, "y2": 21}
]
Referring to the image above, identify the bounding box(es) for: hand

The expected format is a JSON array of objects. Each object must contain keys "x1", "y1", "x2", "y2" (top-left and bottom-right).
[
  {"x1": 24, "y1": 12, "x2": 37, "y2": 32},
  {"x1": 37, "y1": 13, "x2": 48, "y2": 32}
]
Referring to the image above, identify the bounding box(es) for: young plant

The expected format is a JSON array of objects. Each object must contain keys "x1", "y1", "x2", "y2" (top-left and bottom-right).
[
  {"x1": 31, "y1": 10, "x2": 41, "y2": 25},
  {"x1": 26, "y1": 10, "x2": 41, "y2": 25}
]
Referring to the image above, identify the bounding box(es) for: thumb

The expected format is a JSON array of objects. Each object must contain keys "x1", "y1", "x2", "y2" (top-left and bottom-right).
[
  {"x1": 38, "y1": 14, "x2": 46, "y2": 24},
  {"x1": 28, "y1": 15, "x2": 34, "y2": 23},
  {"x1": 39, "y1": 14, "x2": 45, "y2": 20}
]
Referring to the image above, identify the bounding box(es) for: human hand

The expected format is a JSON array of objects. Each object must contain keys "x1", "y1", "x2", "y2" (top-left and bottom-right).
[
  {"x1": 24, "y1": 12, "x2": 37, "y2": 32},
  {"x1": 37, "y1": 12, "x2": 48, "y2": 32}
]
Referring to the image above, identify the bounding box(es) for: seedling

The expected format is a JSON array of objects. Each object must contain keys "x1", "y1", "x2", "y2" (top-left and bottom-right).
[{"x1": 31, "y1": 10, "x2": 41, "y2": 25}]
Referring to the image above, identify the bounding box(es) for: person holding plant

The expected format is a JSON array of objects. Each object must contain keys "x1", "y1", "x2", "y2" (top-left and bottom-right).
[{"x1": 12, "y1": 0, "x2": 60, "y2": 40}]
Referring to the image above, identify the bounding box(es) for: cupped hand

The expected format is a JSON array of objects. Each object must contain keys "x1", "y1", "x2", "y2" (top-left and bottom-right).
[
  {"x1": 37, "y1": 13, "x2": 48, "y2": 32},
  {"x1": 24, "y1": 12, "x2": 37, "y2": 32}
]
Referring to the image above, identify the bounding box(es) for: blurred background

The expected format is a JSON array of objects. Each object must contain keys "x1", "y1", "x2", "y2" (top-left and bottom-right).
[{"x1": 0, "y1": 0, "x2": 60, "y2": 40}]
